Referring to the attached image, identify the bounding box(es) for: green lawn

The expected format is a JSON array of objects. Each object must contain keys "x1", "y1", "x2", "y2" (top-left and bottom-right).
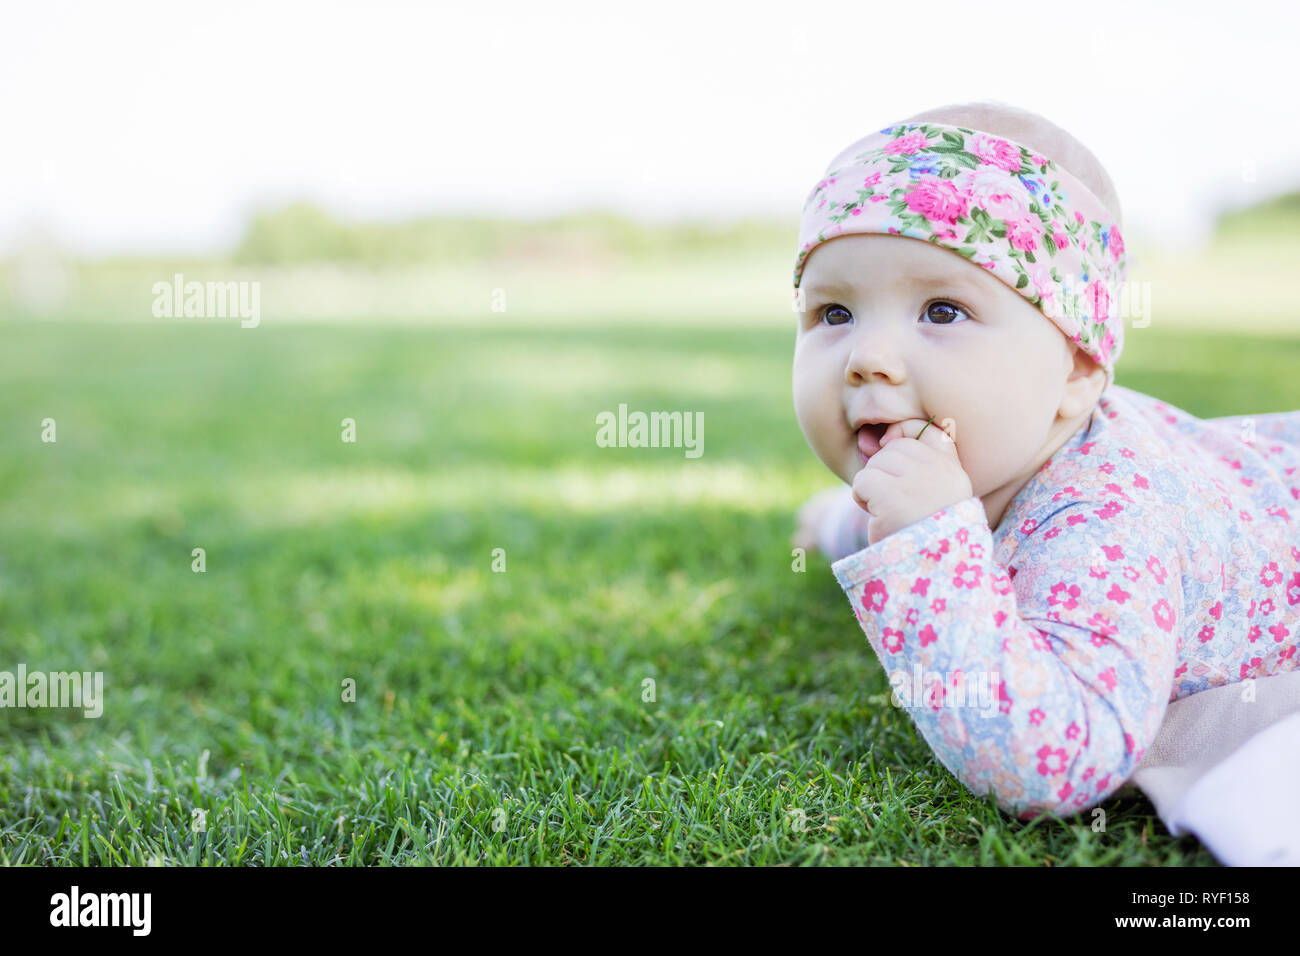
[{"x1": 2, "y1": 315, "x2": 1298, "y2": 865}]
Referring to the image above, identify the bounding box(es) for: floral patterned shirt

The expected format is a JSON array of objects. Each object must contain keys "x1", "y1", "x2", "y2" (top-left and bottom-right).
[{"x1": 827, "y1": 383, "x2": 1300, "y2": 820}]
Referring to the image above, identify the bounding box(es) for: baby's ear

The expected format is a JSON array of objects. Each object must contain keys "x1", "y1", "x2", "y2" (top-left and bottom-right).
[{"x1": 1059, "y1": 344, "x2": 1106, "y2": 419}]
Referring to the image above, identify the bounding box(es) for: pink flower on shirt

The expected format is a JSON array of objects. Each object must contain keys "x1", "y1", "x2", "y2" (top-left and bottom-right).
[
  {"x1": 921, "y1": 540, "x2": 951, "y2": 561},
  {"x1": 1049, "y1": 581, "x2": 1081, "y2": 610},
  {"x1": 1036, "y1": 746, "x2": 1067, "y2": 776},
  {"x1": 925, "y1": 678, "x2": 945, "y2": 710},
  {"x1": 862, "y1": 579, "x2": 888, "y2": 612},
  {"x1": 1094, "y1": 500, "x2": 1123, "y2": 519},
  {"x1": 1153, "y1": 599, "x2": 1176, "y2": 632},
  {"x1": 954, "y1": 563, "x2": 982, "y2": 588}
]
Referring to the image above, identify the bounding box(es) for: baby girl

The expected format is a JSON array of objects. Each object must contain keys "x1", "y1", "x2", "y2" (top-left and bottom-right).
[{"x1": 789, "y1": 101, "x2": 1300, "y2": 821}]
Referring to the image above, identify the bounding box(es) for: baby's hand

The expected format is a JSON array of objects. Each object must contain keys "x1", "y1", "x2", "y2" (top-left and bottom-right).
[{"x1": 852, "y1": 417, "x2": 974, "y2": 546}]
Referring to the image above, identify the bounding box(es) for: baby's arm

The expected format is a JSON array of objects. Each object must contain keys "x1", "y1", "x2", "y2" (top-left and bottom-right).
[{"x1": 833, "y1": 493, "x2": 1181, "y2": 820}]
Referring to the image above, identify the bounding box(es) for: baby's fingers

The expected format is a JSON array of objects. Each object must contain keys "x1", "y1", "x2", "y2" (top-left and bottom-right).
[
  {"x1": 880, "y1": 417, "x2": 933, "y2": 446},
  {"x1": 851, "y1": 465, "x2": 893, "y2": 515},
  {"x1": 882, "y1": 415, "x2": 958, "y2": 457}
]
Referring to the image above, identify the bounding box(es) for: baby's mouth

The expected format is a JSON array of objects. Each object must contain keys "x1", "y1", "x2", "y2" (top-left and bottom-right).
[{"x1": 857, "y1": 422, "x2": 889, "y2": 462}]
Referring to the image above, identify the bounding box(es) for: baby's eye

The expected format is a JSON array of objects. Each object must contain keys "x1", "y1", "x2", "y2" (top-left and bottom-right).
[
  {"x1": 921, "y1": 301, "x2": 970, "y2": 325},
  {"x1": 820, "y1": 304, "x2": 852, "y2": 326}
]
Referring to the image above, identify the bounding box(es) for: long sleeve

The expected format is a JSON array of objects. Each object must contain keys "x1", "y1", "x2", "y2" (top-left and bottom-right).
[{"x1": 832, "y1": 491, "x2": 1183, "y2": 820}]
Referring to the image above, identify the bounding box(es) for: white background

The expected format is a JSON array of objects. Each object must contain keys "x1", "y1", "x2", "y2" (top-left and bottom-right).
[{"x1": 2, "y1": 0, "x2": 1295, "y2": 254}]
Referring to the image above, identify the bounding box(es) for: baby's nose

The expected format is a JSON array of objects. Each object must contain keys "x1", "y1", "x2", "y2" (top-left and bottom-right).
[{"x1": 845, "y1": 326, "x2": 906, "y2": 384}]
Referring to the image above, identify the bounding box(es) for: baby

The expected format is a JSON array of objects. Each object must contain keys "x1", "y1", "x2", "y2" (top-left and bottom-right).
[{"x1": 789, "y1": 100, "x2": 1300, "y2": 821}]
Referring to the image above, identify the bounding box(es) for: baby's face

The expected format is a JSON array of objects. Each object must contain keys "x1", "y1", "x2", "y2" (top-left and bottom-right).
[{"x1": 792, "y1": 234, "x2": 1084, "y2": 517}]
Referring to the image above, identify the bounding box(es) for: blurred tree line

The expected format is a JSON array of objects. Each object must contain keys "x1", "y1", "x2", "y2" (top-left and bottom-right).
[
  {"x1": 233, "y1": 202, "x2": 796, "y2": 265},
  {"x1": 1213, "y1": 190, "x2": 1300, "y2": 243},
  {"x1": 229, "y1": 188, "x2": 1300, "y2": 267}
]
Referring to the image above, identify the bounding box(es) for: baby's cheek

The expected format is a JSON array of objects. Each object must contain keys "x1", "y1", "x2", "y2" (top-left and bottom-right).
[
  {"x1": 957, "y1": 445, "x2": 993, "y2": 495},
  {"x1": 954, "y1": 416, "x2": 1025, "y2": 492}
]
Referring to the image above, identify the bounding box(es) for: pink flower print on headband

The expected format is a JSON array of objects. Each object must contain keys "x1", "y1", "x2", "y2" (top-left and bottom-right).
[{"x1": 794, "y1": 123, "x2": 1128, "y2": 378}]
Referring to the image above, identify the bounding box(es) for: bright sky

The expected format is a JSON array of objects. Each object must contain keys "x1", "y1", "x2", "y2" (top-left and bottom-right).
[{"x1": 3, "y1": 0, "x2": 1297, "y2": 255}]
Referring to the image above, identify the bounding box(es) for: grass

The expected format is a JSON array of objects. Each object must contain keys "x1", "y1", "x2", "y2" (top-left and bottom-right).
[{"x1": 2, "y1": 313, "x2": 1299, "y2": 866}]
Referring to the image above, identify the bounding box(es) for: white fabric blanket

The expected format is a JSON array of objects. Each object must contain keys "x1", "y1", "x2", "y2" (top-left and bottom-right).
[{"x1": 1125, "y1": 670, "x2": 1300, "y2": 866}]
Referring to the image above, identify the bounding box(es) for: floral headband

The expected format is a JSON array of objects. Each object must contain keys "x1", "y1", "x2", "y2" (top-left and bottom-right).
[{"x1": 793, "y1": 122, "x2": 1127, "y2": 379}]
